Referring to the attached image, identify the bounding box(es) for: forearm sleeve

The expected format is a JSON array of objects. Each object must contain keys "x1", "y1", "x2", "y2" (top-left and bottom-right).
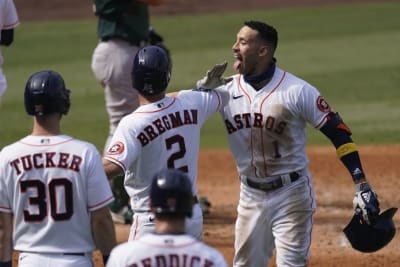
[{"x1": 320, "y1": 112, "x2": 366, "y2": 182}]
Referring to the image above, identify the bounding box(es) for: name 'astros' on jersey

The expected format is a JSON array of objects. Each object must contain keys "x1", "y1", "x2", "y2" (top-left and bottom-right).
[
  {"x1": 137, "y1": 109, "x2": 198, "y2": 146},
  {"x1": 223, "y1": 112, "x2": 287, "y2": 135}
]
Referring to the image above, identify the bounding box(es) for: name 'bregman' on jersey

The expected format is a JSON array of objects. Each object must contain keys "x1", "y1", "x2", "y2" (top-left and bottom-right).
[
  {"x1": 216, "y1": 68, "x2": 331, "y2": 178},
  {"x1": 103, "y1": 90, "x2": 221, "y2": 212},
  {"x1": 136, "y1": 109, "x2": 198, "y2": 146}
]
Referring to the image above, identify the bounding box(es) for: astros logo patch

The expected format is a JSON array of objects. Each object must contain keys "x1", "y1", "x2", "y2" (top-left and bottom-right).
[
  {"x1": 107, "y1": 141, "x2": 124, "y2": 155},
  {"x1": 316, "y1": 96, "x2": 331, "y2": 112}
]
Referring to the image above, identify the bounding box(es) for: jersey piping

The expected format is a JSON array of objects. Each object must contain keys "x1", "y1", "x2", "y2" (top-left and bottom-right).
[
  {"x1": 237, "y1": 71, "x2": 287, "y2": 178},
  {"x1": 18, "y1": 137, "x2": 75, "y2": 147},
  {"x1": 134, "y1": 97, "x2": 176, "y2": 114}
]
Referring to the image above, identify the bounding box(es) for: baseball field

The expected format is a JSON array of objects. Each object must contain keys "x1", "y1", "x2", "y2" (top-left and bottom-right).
[{"x1": 3, "y1": 0, "x2": 400, "y2": 266}]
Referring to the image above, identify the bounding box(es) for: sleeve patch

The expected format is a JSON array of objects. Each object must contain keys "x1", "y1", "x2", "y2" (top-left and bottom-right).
[
  {"x1": 316, "y1": 96, "x2": 331, "y2": 113},
  {"x1": 106, "y1": 141, "x2": 125, "y2": 155}
]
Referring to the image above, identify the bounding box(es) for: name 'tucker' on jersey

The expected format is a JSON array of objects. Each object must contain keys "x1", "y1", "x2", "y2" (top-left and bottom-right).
[{"x1": 9, "y1": 152, "x2": 83, "y2": 175}]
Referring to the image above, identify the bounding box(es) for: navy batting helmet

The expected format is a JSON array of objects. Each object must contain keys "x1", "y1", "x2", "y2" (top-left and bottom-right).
[
  {"x1": 24, "y1": 70, "x2": 70, "y2": 116},
  {"x1": 150, "y1": 169, "x2": 194, "y2": 218},
  {"x1": 343, "y1": 207, "x2": 397, "y2": 253},
  {"x1": 132, "y1": 45, "x2": 171, "y2": 96}
]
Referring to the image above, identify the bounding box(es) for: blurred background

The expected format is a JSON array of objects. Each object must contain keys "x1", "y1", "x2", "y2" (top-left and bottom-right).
[{"x1": 2, "y1": 0, "x2": 399, "y2": 150}]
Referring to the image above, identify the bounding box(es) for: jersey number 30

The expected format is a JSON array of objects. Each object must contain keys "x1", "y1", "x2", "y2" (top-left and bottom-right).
[{"x1": 20, "y1": 178, "x2": 73, "y2": 222}]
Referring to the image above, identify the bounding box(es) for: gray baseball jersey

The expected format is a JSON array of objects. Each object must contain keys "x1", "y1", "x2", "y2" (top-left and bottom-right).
[
  {"x1": 0, "y1": 135, "x2": 114, "y2": 253},
  {"x1": 0, "y1": 0, "x2": 19, "y2": 98},
  {"x1": 106, "y1": 233, "x2": 229, "y2": 267}
]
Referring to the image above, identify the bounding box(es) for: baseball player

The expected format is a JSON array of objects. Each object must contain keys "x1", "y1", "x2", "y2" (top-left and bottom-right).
[
  {"x1": 103, "y1": 45, "x2": 225, "y2": 241},
  {"x1": 197, "y1": 21, "x2": 380, "y2": 267},
  {"x1": 106, "y1": 169, "x2": 229, "y2": 267},
  {"x1": 0, "y1": 71, "x2": 116, "y2": 267},
  {"x1": 0, "y1": 0, "x2": 19, "y2": 101},
  {"x1": 91, "y1": 0, "x2": 167, "y2": 224}
]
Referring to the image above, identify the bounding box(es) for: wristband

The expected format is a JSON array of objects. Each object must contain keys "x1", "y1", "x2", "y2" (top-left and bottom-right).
[
  {"x1": 0, "y1": 261, "x2": 12, "y2": 267},
  {"x1": 103, "y1": 255, "x2": 110, "y2": 265},
  {"x1": 355, "y1": 181, "x2": 370, "y2": 192},
  {"x1": 336, "y1": 142, "x2": 357, "y2": 158}
]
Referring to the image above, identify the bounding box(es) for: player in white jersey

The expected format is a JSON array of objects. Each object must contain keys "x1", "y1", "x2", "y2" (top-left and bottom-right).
[
  {"x1": 0, "y1": 70, "x2": 117, "y2": 267},
  {"x1": 0, "y1": 0, "x2": 19, "y2": 102},
  {"x1": 106, "y1": 168, "x2": 228, "y2": 267},
  {"x1": 197, "y1": 21, "x2": 381, "y2": 267},
  {"x1": 103, "y1": 45, "x2": 224, "y2": 241}
]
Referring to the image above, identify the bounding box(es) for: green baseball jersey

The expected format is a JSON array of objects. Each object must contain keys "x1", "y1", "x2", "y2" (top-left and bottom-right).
[{"x1": 94, "y1": 0, "x2": 149, "y2": 44}]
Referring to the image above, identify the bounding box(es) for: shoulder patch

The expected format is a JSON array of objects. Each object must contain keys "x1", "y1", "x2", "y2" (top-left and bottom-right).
[
  {"x1": 316, "y1": 96, "x2": 331, "y2": 113},
  {"x1": 107, "y1": 141, "x2": 125, "y2": 155}
]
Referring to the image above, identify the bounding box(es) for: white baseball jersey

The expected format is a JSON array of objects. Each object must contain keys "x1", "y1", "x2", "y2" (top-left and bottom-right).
[
  {"x1": 215, "y1": 67, "x2": 333, "y2": 267},
  {"x1": 218, "y1": 67, "x2": 330, "y2": 179},
  {"x1": 106, "y1": 233, "x2": 229, "y2": 267},
  {"x1": 0, "y1": 0, "x2": 19, "y2": 97},
  {"x1": 0, "y1": 135, "x2": 114, "y2": 253},
  {"x1": 104, "y1": 90, "x2": 221, "y2": 238}
]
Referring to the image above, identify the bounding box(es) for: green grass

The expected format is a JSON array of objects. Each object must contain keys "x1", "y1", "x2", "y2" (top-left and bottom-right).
[{"x1": 1, "y1": 2, "x2": 399, "y2": 150}]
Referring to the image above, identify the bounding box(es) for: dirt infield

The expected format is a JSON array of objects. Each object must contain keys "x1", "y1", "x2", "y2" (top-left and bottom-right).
[
  {"x1": 92, "y1": 145, "x2": 400, "y2": 267},
  {"x1": 195, "y1": 146, "x2": 400, "y2": 267},
  {"x1": 10, "y1": 146, "x2": 400, "y2": 267},
  {"x1": 10, "y1": 0, "x2": 400, "y2": 266}
]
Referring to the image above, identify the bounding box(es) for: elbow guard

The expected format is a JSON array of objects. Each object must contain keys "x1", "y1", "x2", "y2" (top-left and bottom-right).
[
  {"x1": 320, "y1": 112, "x2": 365, "y2": 180},
  {"x1": 320, "y1": 112, "x2": 353, "y2": 149}
]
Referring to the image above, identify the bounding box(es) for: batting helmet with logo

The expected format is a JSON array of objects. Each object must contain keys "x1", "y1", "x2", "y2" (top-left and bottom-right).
[
  {"x1": 24, "y1": 70, "x2": 70, "y2": 116},
  {"x1": 150, "y1": 169, "x2": 194, "y2": 218},
  {"x1": 343, "y1": 207, "x2": 397, "y2": 253},
  {"x1": 132, "y1": 45, "x2": 171, "y2": 96}
]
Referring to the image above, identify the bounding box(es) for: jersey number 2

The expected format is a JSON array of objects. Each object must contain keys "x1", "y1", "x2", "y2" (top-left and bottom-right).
[
  {"x1": 165, "y1": 134, "x2": 189, "y2": 173},
  {"x1": 20, "y1": 178, "x2": 73, "y2": 222}
]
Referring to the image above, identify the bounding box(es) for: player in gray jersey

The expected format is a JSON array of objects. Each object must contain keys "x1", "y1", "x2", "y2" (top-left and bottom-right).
[
  {"x1": 106, "y1": 169, "x2": 228, "y2": 267},
  {"x1": 0, "y1": 0, "x2": 19, "y2": 102},
  {"x1": 0, "y1": 70, "x2": 116, "y2": 267},
  {"x1": 91, "y1": 0, "x2": 168, "y2": 225}
]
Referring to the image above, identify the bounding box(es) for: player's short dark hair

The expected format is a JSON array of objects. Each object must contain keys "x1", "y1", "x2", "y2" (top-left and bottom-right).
[{"x1": 244, "y1": 21, "x2": 278, "y2": 51}]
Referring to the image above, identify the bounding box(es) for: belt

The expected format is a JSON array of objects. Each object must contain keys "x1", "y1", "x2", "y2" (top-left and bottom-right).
[
  {"x1": 245, "y1": 172, "x2": 300, "y2": 192},
  {"x1": 20, "y1": 251, "x2": 86, "y2": 256},
  {"x1": 101, "y1": 37, "x2": 144, "y2": 47},
  {"x1": 63, "y1": 252, "x2": 85, "y2": 256}
]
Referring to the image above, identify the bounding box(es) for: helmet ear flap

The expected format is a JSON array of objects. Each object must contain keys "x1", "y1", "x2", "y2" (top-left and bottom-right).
[{"x1": 343, "y1": 207, "x2": 397, "y2": 253}]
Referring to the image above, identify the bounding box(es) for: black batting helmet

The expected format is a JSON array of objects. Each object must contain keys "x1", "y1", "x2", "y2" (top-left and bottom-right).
[
  {"x1": 150, "y1": 169, "x2": 194, "y2": 218},
  {"x1": 343, "y1": 207, "x2": 397, "y2": 253},
  {"x1": 132, "y1": 45, "x2": 171, "y2": 96},
  {"x1": 24, "y1": 70, "x2": 70, "y2": 116}
]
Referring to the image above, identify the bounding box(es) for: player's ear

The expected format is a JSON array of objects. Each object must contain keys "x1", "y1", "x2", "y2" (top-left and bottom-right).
[{"x1": 258, "y1": 45, "x2": 268, "y2": 57}]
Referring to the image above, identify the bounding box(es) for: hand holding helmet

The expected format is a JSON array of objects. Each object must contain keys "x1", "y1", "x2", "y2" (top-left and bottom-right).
[
  {"x1": 353, "y1": 181, "x2": 380, "y2": 225},
  {"x1": 343, "y1": 207, "x2": 397, "y2": 253}
]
